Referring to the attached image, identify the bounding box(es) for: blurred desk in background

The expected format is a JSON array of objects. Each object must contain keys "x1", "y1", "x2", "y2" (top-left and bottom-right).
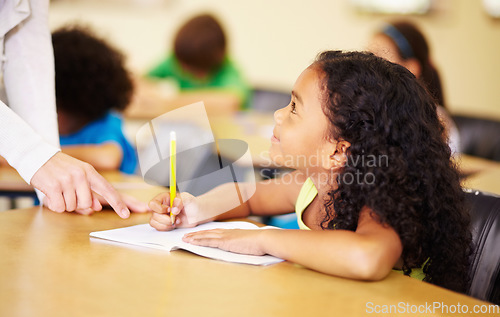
[
  {"x1": 458, "y1": 154, "x2": 500, "y2": 195},
  {"x1": 0, "y1": 167, "x2": 36, "y2": 209},
  {"x1": 209, "y1": 112, "x2": 275, "y2": 167},
  {"x1": 0, "y1": 166, "x2": 33, "y2": 193},
  {"x1": 125, "y1": 110, "x2": 277, "y2": 168},
  {"x1": 457, "y1": 154, "x2": 500, "y2": 177},
  {"x1": 462, "y1": 167, "x2": 500, "y2": 196}
]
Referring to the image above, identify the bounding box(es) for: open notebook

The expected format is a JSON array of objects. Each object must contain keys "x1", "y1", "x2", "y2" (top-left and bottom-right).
[{"x1": 90, "y1": 221, "x2": 284, "y2": 266}]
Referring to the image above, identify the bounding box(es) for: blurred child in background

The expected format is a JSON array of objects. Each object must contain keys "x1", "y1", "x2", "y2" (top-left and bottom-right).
[
  {"x1": 52, "y1": 25, "x2": 137, "y2": 174},
  {"x1": 129, "y1": 13, "x2": 250, "y2": 116},
  {"x1": 368, "y1": 21, "x2": 460, "y2": 154}
]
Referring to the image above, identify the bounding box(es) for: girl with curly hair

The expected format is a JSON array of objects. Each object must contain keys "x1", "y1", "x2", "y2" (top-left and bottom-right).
[{"x1": 149, "y1": 50, "x2": 471, "y2": 293}]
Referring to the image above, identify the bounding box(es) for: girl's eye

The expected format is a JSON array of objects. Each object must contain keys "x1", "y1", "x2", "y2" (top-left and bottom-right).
[{"x1": 290, "y1": 101, "x2": 297, "y2": 114}]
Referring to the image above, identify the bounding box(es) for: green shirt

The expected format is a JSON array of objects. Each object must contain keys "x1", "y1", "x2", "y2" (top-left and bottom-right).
[{"x1": 147, "y1": 54, "x2": 251, "y2": 109}]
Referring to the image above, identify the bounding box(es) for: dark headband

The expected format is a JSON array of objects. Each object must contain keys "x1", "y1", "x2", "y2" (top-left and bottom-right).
[{"x1": 381, "y1": 24, "x2": 415, "y2": 59}]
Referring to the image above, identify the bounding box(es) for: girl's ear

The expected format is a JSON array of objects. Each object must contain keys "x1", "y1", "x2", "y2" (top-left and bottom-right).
[{"x1": 324, "y1": 140, "x2": 351, "y2": 170}]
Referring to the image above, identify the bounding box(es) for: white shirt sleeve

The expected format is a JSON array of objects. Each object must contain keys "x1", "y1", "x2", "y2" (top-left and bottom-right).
[
  {"x1": 0, "y1": 101, "x2": 60, "y2": 182},
  {"x1": 0, "y1": 0, "x2": 61, "y2": 184}
]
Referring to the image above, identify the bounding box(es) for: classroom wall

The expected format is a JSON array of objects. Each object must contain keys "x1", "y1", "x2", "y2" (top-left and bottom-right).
[{"x1": 49, "y1": 0, "x2": 500, "y2": 119}]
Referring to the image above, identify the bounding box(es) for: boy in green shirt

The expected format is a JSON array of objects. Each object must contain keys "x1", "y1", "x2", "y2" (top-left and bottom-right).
[{"x1": 147, "y1": 14, "x2": 250, "y2": 109}]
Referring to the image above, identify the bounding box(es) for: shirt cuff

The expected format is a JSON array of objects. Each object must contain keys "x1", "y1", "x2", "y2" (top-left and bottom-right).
[{"x1": 14, "y1": 141, "x2": 61, "y2": 184}]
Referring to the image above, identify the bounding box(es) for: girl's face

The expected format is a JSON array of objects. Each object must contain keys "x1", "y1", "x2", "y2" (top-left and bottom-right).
[{"x1": 270, "y1": 66, "x2": 335, "y2": 171}]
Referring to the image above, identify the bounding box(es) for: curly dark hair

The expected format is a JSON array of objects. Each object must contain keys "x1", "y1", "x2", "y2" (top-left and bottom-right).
[
  {"x1": 314, "y1": 51, "x2": 471, "y2": 293},
  {"x1": 52, "y1": 25, "x2": 133, "y2": 123}
]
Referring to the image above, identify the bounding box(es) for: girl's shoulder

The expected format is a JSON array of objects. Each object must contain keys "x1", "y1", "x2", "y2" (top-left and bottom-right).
[{"x1": 252, "y1": 171, "x2": 308, "y2": 215}]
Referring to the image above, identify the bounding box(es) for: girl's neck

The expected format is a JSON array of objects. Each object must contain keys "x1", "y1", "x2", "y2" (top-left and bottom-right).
[
  {"x1": 299, "y1": 170, "x2": 340, "y2": 230},
  {"x1": 307, "y1": 170, "x2": 340, "y2": 200}
]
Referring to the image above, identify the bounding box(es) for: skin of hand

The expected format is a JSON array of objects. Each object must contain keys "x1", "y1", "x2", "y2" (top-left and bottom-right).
[
  {"x1": 118, "y1": 193, "x2": 150, "y2": 213},
  {"x1": 0, "y1": 156, "x2": 9, "y2": 166},
  {"x1": 30, "y1": 152, "x2": 130, "y2": 218},
  {"x1": 182, "y1": 228, "x2": 267, "y2": 256},
  {"x1": 74, "y1": 192, "x2": 150, "y2": 215},
  {"x1": 148, "y1": 192, "x2": 203, "y2": 231}
]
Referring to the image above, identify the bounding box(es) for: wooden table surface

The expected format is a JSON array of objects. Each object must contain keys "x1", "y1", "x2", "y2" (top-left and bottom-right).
[
  {"x1": 0, "y1": 206, "x2": 496, "y2": 317},
  {"x1": 458, "y1": 155, "x2": 500, "y2": 195}
]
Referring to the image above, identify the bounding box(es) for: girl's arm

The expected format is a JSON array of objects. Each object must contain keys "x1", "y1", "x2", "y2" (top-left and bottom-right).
[
  {"x1": 149, "y1": 170, "x2": 306, "y2": 230},
  {"x1": 212, "y1": 170, "x2": 306, "y2": 219},
  {"x1": 61, "y1": 143, "x2": 123, "y2": 171},
  {"x1": 184, "y1": 207, "x2": 403, "y2": 281}
]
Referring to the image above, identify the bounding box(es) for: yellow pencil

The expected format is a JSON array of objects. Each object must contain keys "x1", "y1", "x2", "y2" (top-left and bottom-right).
[{"x1": 170, "y1": 131, "x2": 176, "y2": 225}]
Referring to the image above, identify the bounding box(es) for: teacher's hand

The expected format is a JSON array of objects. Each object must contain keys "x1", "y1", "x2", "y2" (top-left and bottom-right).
[
  {"x1": 73, "y1": 192, "x2": 150, "y2": 216},
  {"x1": 30, "y1": 152, "x2": 130, "y2": 218}
]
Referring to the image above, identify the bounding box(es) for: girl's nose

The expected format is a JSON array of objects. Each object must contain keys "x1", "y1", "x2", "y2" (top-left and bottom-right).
[{"x1": 274, "y1": 105, "x2": 286, "y2": 124}]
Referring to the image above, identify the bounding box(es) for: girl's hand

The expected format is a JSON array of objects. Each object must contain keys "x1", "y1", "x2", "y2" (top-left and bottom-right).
[
  {"x1": 182, "y1": 229, "x2": 266, "y2": 256},
  {"x1": 148, "y1": 192, "x2": 200, "y2": 231}
]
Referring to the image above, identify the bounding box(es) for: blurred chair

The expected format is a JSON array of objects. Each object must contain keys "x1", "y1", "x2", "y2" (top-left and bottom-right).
[
  {"x1": 250, "y1": 88, "x2": 290, "y2": 113},
  {"x1": 466, "y1": 190, "x2": 500, "y2": 304},
  {"x1": 452, "y1": 114, "x2": 500, "y2": 161}
]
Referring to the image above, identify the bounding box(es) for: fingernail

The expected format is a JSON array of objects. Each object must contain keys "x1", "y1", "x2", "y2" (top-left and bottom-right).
[
  {"x1": 122, "y1": 208, "x2": 130, "y2": 218},
  {"x1": 172, "y1": 207, "x2": 178, "y2": 214}
]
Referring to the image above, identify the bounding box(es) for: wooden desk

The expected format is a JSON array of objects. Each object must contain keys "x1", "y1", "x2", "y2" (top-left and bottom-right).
[
  {"x1": 0, "y1": 207, "x2": 495, "y2": 317},
  {"x1": 462, "y1": 168, "x2": 500, "y2": 196},
  {"x1": 0, "y1": 167, "x2": 38, "y2": 209},
  {"x1": 456, "y1": 154, "x2": 500, "y2": 177},
  {"x1": 458, "y1": 155, "x2": 500, "y2": 195}
]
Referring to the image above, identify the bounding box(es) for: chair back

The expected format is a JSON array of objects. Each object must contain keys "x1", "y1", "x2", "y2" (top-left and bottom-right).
[
  {"x1": 466, "y1": 190, "x2": 500, "y2": 304},
  {"x1": 453, "y1": 115, "x2": 500, "y2": 161}
]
